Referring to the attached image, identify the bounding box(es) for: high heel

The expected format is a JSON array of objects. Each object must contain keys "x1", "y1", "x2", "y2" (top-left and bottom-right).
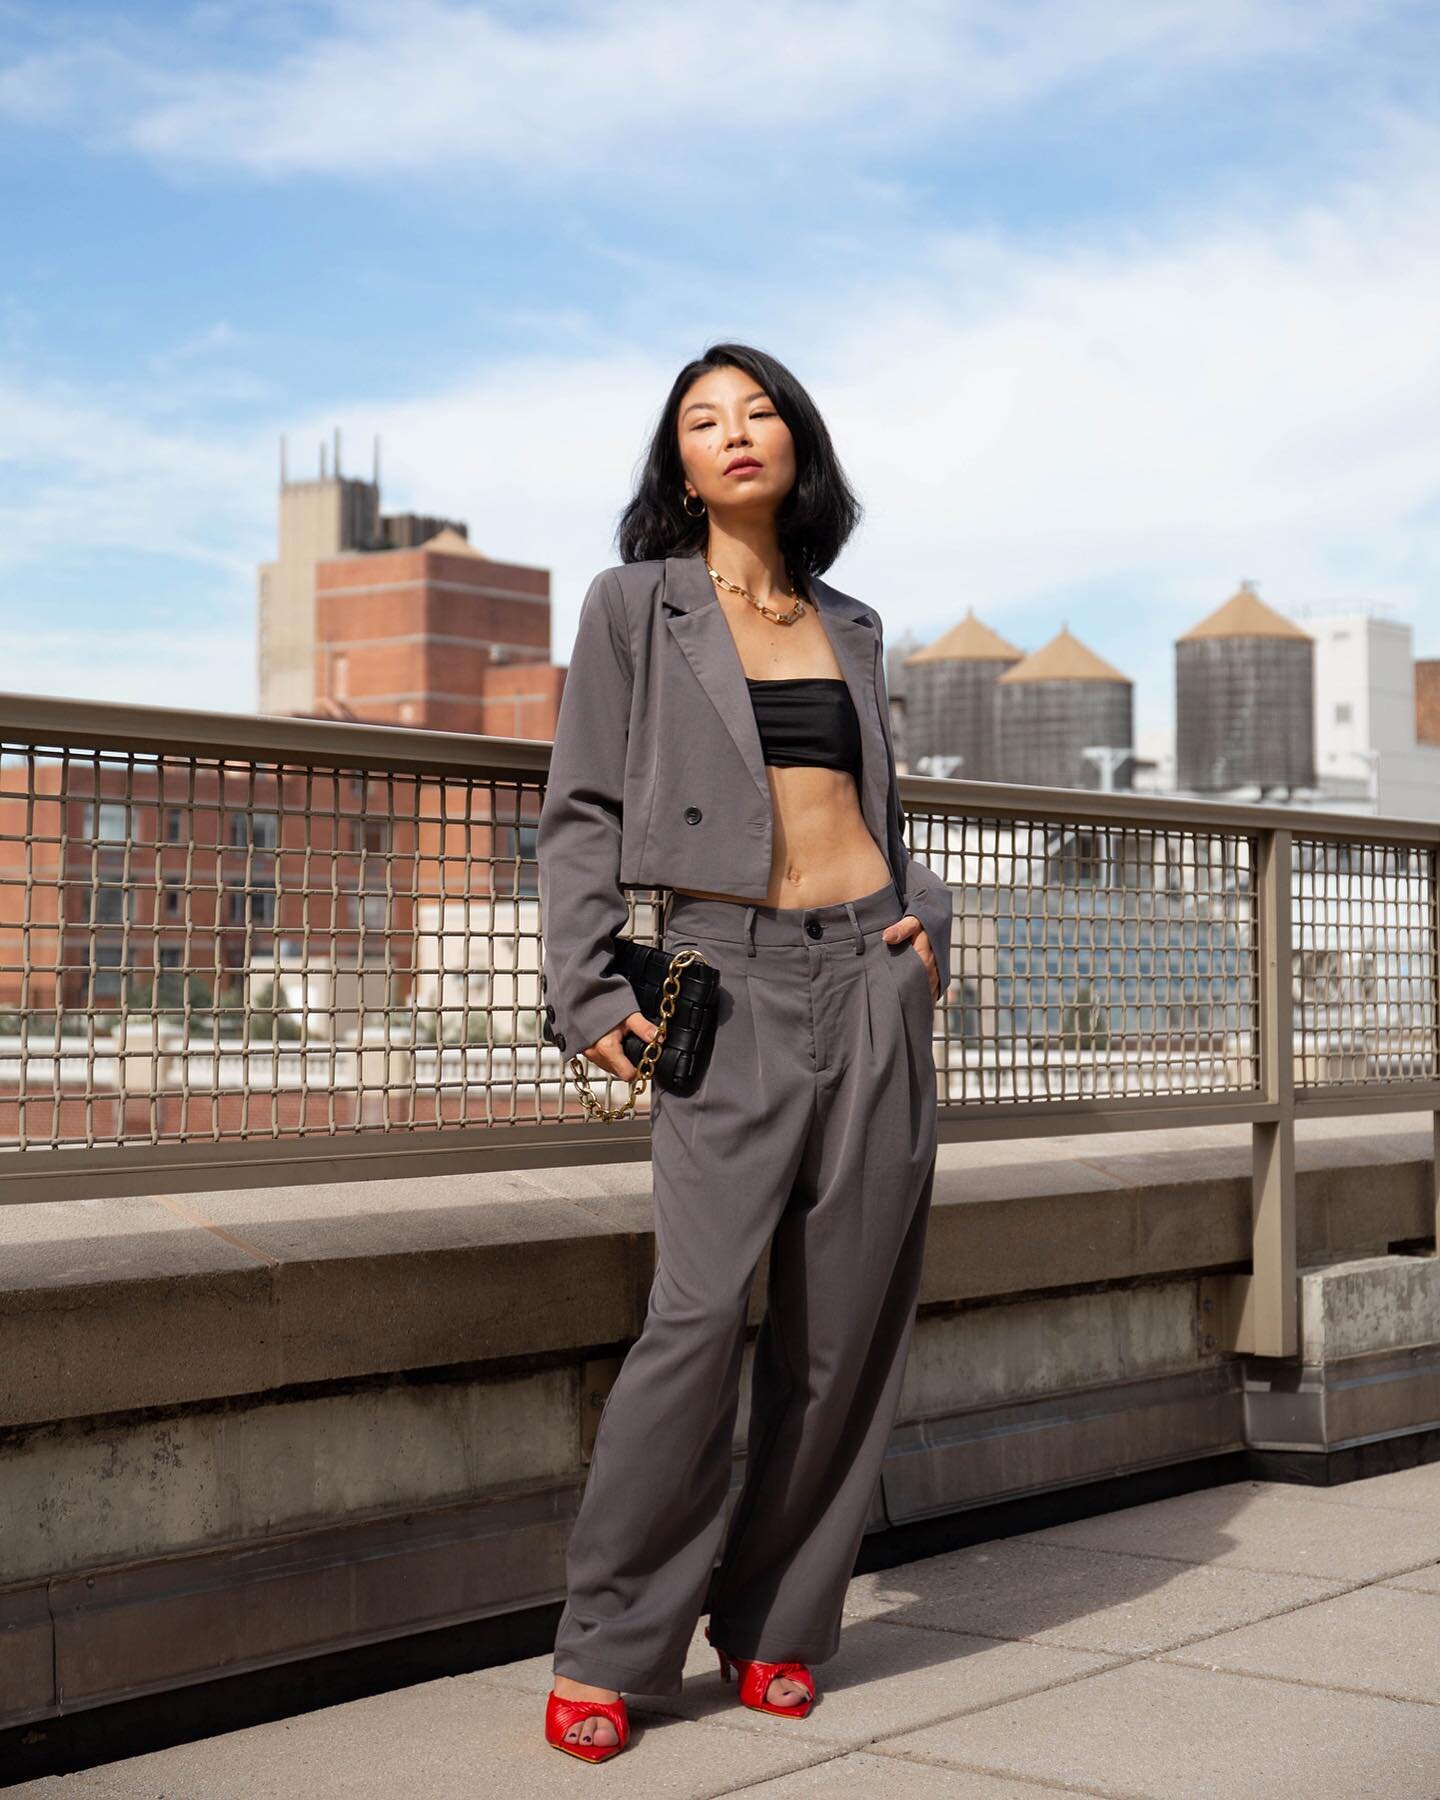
[
  {"x1": 544, "y1": 1689, "x2": 630, "y2": 1763},
  {"x1": 704, "y1": 1624, "x2": 815, "y2": 1718}
]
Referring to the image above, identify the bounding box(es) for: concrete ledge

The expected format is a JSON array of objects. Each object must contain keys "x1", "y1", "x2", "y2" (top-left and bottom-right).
[
  {"x1": 2, "y1": 1114, "x2": 1434, "y2": 1432},
  {"x1": 1245, "y1": 1251, "x2": 1440, "y2": 1453},
  {"x1": 2, "y1": 1483, "x2": 582, "y2": 1729}
]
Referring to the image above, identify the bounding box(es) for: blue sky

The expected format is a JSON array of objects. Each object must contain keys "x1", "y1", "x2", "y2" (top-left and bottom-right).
[{"x1": 3, "y1": 0, "x2": 1439, "y2": 751}]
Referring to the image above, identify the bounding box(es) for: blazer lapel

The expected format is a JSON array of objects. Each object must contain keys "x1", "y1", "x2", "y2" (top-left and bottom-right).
[
  {"x1": 661, "y1": 552, "x2": 891, "y2": 859},
  {"x1": 663, "y1": 551, "x2": 771, "y2": 807},
  {"x1": 813, "y1": 574, "x2": 892, "y2": 863}
]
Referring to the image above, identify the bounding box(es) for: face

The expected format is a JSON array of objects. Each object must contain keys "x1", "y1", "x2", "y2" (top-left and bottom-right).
[{"x1": 677, "y1": 364, "x2": 797, "y2": 519}]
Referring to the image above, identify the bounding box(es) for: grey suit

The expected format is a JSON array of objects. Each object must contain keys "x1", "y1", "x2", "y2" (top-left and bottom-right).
[
  {"x1": 535, "y1": 550, "x2": 953, "y2": 1058},
  {"x1": 541, "y1": 551, "x2": 947, "y2": 1697}
]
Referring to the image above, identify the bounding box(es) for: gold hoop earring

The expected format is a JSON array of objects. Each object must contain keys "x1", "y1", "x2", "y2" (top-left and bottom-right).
[{"x1": 682, "y1": 491, "x2": 706, "y2": 517}]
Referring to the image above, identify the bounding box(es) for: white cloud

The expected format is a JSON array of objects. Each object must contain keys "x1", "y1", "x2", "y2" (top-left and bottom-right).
[
  {"x1": 0, "y1": 377, "x2": 261, "y2": 574},
  {"x1": 3, "y1": 623, "x2": 256, "y2": 712},
  {"x1": 147, "y1": 319, "x2": 246, "y2": 370},
  {"x1": 0, "y1": 0, "x2": 1396, "y2": 180}
]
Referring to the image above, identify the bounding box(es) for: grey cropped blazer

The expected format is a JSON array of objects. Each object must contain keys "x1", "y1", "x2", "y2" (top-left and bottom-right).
[{"x1": 535, "y1": 549, "x2": 954, "y2": 1056}]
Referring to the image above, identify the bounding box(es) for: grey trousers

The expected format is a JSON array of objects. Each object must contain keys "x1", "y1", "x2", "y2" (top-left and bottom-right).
[{"x1": 550, "y1": 877, "x2": 938, "y2": 1696}]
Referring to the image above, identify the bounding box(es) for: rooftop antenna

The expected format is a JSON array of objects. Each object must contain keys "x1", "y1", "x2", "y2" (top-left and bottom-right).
[
  {"x1": 319, "y1": 440, "x2": 327, "y2": 479},
  {"x1": 372, "y1": 434, "x2": 381, "y2": 490},
  {"x1": 333, "y1": 426, "x2": 342, "y2": 478},
  {"x1": 279, "y1": 434, "x2": 288, "y2": 486}
]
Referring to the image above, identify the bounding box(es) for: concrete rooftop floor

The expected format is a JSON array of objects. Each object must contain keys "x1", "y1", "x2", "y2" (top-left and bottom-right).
[{"x1": 11, "y1": 1460, "x2": 1440, "y2": 1798}]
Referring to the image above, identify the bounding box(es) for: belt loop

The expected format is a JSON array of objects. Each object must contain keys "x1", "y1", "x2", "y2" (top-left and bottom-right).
[
  {"x1": 743, "y1": 904, "x2": 758, "y2": 956},
  {"x1": 844, "y1": 899, "x2": 864, "y2": 954}
]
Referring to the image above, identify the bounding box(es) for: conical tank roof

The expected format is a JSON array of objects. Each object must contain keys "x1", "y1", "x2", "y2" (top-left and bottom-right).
[
  {"x1": 996, "y1": 625, "x2": 1129, "y2": 685},
  {"x1": 422, "y1": 527, "x2": 483, "y2": 556},
  {"x1": 908, "y1": 607, "x2": 1024, "y2": 664},
  {"x1": 1177, "y1": 581, "x2": 1310, "y2": 642}
]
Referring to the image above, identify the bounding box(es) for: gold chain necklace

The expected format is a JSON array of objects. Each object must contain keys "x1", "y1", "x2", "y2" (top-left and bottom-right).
[{"x1": 706, "y1": 560, "x2": 808, "y2": 626}]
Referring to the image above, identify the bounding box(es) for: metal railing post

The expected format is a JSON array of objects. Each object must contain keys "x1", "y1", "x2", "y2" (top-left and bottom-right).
[
  {"x1": 1432, "y1": 840, "x2": 1440, "y2": 1254},
  {"x1": 1242, "y1": 825, "x2": 1298, "y2": 1357}
]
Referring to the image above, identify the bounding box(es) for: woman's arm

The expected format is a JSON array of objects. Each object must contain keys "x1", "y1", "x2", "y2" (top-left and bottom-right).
[{"x1": 536, "y1": 568, "x2": 640, "y2": 1056}]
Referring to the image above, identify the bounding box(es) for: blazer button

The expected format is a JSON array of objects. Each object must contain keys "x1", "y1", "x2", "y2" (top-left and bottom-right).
[
  {"x1": 545, "y1": 1003, "x2": 556, "y2": 1019},
  {"x1": 553, "y1": 1030, "x2": 567, "y2": 1051},
  {"x1": 540, "y1": 972, "x2": 547, "y2": 992},
  {"x1": 683, "y1": 805, "x2": 702, "y2": 824}
]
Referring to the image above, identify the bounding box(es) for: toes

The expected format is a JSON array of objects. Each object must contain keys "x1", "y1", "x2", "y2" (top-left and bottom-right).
[{"x1": 566, "y1": 1718, "x2": 618, "y2": 1746}]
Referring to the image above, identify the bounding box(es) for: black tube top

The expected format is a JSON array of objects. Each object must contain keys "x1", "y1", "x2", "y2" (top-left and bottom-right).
[{"x1": 745, "y1": 676, "x2": 862, "y2": 776}]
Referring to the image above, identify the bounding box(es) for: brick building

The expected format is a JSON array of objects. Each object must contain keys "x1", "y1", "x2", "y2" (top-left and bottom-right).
[
  {"x1": 258, "y1": 438, "x2": 563, "y2": 736},
  {"x1": 313, "y1": 527, "x2": 561, "y2": 737},
  {"x1": 0, "y1": 760, "x2": 411, "y2": 1014}
]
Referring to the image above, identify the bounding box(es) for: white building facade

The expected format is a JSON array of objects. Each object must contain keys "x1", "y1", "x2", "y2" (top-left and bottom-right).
[{"x1": 1307, "y1": 612, "x2": 1440, "y2": 822}]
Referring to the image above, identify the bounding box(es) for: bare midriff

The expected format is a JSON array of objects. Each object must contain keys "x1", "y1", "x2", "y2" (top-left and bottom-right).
[
  {"x1": 668, "y1": 582, "x2": 895, "y2": 911},
  {"x1": 669, "y1": 764, "x2": 893, "y2": 910}
]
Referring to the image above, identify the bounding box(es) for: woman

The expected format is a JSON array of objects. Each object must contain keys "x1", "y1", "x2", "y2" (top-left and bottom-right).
[{"x1": 537, "y1": 343, "x2": 949, "y2": 1764}]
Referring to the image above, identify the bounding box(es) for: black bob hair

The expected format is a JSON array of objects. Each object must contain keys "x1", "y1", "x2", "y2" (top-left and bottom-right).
[{"x1": 615, "y1": 341, "x2": 863, "y2": 579}]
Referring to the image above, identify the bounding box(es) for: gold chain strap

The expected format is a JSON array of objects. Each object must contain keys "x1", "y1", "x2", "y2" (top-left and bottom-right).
[{"x1": 565, "y1": 946, "x2": 711, "y2": 1123}]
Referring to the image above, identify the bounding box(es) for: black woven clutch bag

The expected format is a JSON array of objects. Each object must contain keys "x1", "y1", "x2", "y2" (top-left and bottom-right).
[
  {"x1": 542, "y1": 934, "x2": 720, "y2": 1118},
  {"x1": 606, "y1": 935, "x2": 719, "y2": 1095}
]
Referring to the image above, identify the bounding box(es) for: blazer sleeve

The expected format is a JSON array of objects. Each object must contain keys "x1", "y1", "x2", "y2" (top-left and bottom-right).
[
  {"x1": 872, "y1": 610, "x2": 954, "y2": 988},
  {"x1": 536, "y1": 568, "x2": 639, "y2": 1056}
]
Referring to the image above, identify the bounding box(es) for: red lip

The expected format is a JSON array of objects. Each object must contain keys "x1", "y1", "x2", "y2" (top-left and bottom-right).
[{"x1": 725, "y1": 457, "x2": 762, "y2": 474}]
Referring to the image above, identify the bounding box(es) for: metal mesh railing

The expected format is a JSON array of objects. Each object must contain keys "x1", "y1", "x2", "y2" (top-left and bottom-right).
[
  {"x1": 0, "y1": 718, "x2": 601, "y2": 1152},
  {"x1": 931, "y1": 816, "x2": 1258, "y2": 1104},
  {"x1": 2, "y1": 695, "x2": 1438, "y2": 1193},
  {"x1": 1292, "y1": 837, "x2": 1436, "y2": 1088}
]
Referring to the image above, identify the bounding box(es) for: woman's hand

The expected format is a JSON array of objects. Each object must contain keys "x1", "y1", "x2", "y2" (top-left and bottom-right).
[
  {"x1": 883, "y1": 915, "x2": 942, "y2": 1004},
  {"x1": 581, "y1": 1009, "x2": 659, "y2": 1080}
]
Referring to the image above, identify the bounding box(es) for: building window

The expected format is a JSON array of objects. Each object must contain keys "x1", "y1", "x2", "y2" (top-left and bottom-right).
[
  {"x1": 163, "y1": 885, "x2": 182, "y2": 917},
  {"x1": 92, "y1": 945, "x2": 124, "y2": 1002},
  {"x1": 346, "y1": 893, "x2": 388, "y2": 930},
  {"x1": 225, "y1": 882, "x2": 276, "y2": 927},
  {"x1": 158, "y1": 946, "x2": 184, "y2": 970},
  {"x1": 85, "y1": 802, "x2": 130, "y2": 842},
  {"x1": 90, "y1": 884, "x2": 130, "y2": 925},
  {"x1": 492, "y1": 822, "x2": 540, "y2": 895},
  {"x1": 164, "y1": 807, "x2": 184, "y2": 843},
  {"x1": 1334, "y1": 703, "x2": 1352, "y2": 725},
  {"x1": 229, "y1": 809, "x2": 279, "y2": 849}
]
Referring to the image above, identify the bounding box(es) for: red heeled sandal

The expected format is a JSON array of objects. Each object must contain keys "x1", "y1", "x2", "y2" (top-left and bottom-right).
[
  {"x1": 544, "y1": 1689, "x2": 630, "y2": 1763},
  {"x1": 704, "y1": 1624, "x2": 815, "y2": 1718}
]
